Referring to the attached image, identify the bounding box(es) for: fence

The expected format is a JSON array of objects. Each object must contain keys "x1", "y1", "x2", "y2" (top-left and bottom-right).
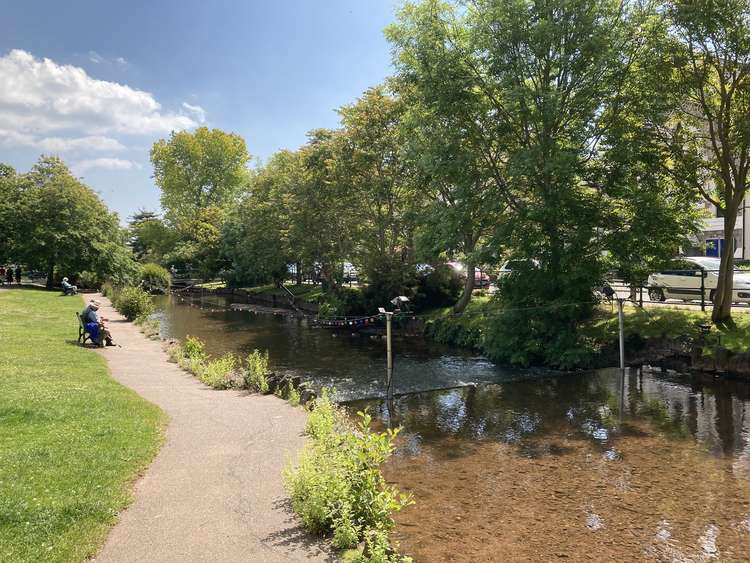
[{"x1": 606, "y1": 268, "x2": 750, "y2": 312}]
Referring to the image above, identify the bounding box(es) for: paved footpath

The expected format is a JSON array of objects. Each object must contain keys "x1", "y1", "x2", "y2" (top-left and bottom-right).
[{"x1": 93, "y1": 295, "x2": 333, "y2": 562}]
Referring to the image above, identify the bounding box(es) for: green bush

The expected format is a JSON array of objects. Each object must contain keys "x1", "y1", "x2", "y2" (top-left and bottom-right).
[
  {"x1": 140, "y1": 263, "x2": 171, "y2": 293},
  {"x1": 411, "y1": 265, "x2": 462, "y2": 312},
  {"x1": 245, "y1": 349, "x2": 270, "y2": 393},
  {"x1": 285, "y1": 393, "x2": 412, "y2": 561},
  {"x1": 112, "y1": 286, "x2": 154, "y2": 321},
  {"x1": 76, "y1": 270, "x2": 104, "y2": 290},
  {"x1": 198, "y1": 353, "x2": 238, "y2": 389}
]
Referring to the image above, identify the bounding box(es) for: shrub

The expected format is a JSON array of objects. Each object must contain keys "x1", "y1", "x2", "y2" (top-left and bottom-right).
[
  {"x1": 76, "y1": 270, "x2": 104, "y2": 290},
  {"x1": 140, "y1": 263, "x2": 171, "y2": 293},
  {"x1": 245, "y1": 349, "x2": 270, "y2": 393},
  {"x1": 199, "y1": 353, "x2": 238, "y2": 389},
  {"x1": 411, "y1": 264, "x2": 462, "y2": 312},
  {"x1": 112, "y1": 286, "x2": 154, "y2": 321},
  {"x1": 285, "y1": 392, "x2": 412, "y2": 561}
]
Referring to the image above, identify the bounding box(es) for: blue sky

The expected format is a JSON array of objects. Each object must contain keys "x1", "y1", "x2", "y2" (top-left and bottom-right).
[{"x1": 0, "y1": 0, "x2": 396, "y2": 220}]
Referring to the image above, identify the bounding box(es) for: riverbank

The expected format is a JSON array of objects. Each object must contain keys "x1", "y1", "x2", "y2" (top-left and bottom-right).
[
  {"x1": 424, "y1": 298, "x2": 750, "y2": 375},
  {"x1": 0, "y1": 288, "x2": 164, "y2": 562},
  {"x1": 91, "y1": 294, "x2": 332, "y2": 561}
]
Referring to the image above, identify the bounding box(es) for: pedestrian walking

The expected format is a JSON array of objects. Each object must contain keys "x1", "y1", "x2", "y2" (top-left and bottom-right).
[
  {"x1": 14, "y1": 265, "x2": 21, "y2": 284},
  {"x1": 6, "y1": 267, "x2": 13, "y2": 285}
]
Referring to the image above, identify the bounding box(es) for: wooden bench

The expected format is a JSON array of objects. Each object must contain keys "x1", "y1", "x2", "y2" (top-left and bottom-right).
[{"x1": 76, "y1": 312, "x2": 99, "y2": 346}]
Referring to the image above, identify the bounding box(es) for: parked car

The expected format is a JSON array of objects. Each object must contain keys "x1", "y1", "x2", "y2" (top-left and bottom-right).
[
  {"x1": 497, "y1": 259, "x2": 539, "y2": 279},
  {"x1": 446, "y1": 261, "x2": 491, "y2": 288},
  {"x1": 647, "y1": 256, "x2": 750, "y2": 303}
]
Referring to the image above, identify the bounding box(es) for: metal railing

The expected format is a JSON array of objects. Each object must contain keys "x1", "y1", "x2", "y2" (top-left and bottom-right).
[{"x1": 607, "y1": 268, "x2": 750, "y2": 312}]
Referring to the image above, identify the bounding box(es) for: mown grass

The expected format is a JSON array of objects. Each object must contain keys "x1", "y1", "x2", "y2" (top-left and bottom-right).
[{"x1": 0, "y1": 288, "x2": 164, "y2": 562}]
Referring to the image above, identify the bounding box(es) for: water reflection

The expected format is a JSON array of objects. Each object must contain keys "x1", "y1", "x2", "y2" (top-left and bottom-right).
[
  {"x1": 154, "y1": 294, "x2": 538, "y2": 400},
  {"x1": 347, "y1": 368, "x2": 750, "y2": 461}
]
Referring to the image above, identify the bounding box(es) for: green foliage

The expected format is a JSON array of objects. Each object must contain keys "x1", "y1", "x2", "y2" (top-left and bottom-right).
[
  {"x1": 245, "y1": 349, "x2": 271, "y2": 393},
  {"x1": 198, "y1": 353, "x2": 238, "y2": 390},
  {"x1": 112, "y1": 286, "x2": 154, "y2": 321},
  {"x1": 0, "y1": 156, "x2": 138, "y2": 288},
  {"x1": 0, "y1": 289, "x2": 163, "y2": 562},
  {"x1": 140, "y1": 262, "x2": 171, "y2": 293},
  {"x1": 285, "y1": 393, "x2": 412, "y2": 560},
  {"x1": 411, "y1": 265, "x2": 462, "y2": 312},
  {"x1": 128, "y1": 210, "x2": 176, "y2": 264},
  {"x1": 76, "y1": 270, "x2": 103, "y2": 290},
  {"x1": 285, "y1": 381, "x2": 301, "y2": 406}
]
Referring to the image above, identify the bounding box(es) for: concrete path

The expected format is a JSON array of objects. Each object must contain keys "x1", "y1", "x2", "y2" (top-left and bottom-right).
[{"x1": 93, "y1": 295, "x2": 333, "y2": 562}]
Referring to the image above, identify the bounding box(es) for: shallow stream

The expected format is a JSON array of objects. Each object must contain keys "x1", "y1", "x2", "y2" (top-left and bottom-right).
[{"x1": 155, "y1": 294, "x2": 750, "y2": 560}]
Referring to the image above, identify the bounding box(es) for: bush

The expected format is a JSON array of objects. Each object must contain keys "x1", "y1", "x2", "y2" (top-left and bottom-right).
[
  {"x1": 245, "y1": 349, "x2": 270, "y2": 393},
  {"x1": 411, "y1": 264, "x2": 462, "y2": 312},
  {"x1": 76, "y1": 270, "x2": 104, "y2": 290},
  {"x1": 198, "y1": 353, "x2": 238, "y2": 389},
  {"x1": 284, "y1": 392, "x2": 412, "y2": 561},
  {"x1": 140, "y1": 263, "x2": 171, "y2": 293},
  {"x1": 112, "y1": 286, "x2": 154, "y2": 321}
]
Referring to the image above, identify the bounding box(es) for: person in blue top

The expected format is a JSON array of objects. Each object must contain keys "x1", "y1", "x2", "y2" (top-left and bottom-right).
[{"x1": 81, "y1": 299, "x2": 114, "y2": 346}]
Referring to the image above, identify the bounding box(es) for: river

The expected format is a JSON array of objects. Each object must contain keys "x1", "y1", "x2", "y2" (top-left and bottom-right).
[{"x1": 155, "y1": 294, "x2": 750, "y2": 560}]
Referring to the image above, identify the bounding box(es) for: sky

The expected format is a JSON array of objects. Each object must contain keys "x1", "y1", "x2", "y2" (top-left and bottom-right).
[{"x1": 0, "y1": 0, "x2": 397, "y2": 220}]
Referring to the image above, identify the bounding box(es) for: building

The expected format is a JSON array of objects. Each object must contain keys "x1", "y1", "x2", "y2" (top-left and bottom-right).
[{"x1": 689, "y1": 200, "x2": 750, "y2": 259}]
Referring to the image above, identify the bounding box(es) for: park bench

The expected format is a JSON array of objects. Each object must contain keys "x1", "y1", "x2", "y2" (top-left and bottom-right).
[{"x1": 76, "y1": 312, "x2": 100, "y2": 346}]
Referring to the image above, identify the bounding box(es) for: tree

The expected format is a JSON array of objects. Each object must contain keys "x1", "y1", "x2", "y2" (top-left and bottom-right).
[
  {"x1": 0, "y1": 163, "x2": 20, "y2": 263},
  {"x1": 665, "y1": 0, "x2": 750, "y2": 322},
  {"x1": 128, "y1": 209, "x2": 176, "y2": 263},
  {"x1": 389, "y1": 0, "x2": 700, "y2": 366},
  {"x1": 151, "y1": 127, "x2": 250, "y2": 224},
  {"x1": 6, "y1": 156, "x2": 137, "y2": 287},
  {"x1": 336, "y1": 87, "x2": 420, "y2": 305},
  {"x1": 151, "y1": 127, "x2": 250, "y2": 278}
]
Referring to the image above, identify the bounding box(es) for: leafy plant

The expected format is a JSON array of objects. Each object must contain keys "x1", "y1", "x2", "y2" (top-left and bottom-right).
[
  {"x1": 198, "y1": 353, "x2": 237, "y2": 390},
  {"x1": 139, "y1": 262, "x2": 171, "y2": 293},
  {"x1": 76, "y1": 270, "x2": 103, "y2": 290},
  {"x1": 112, "y1": 286, "x2": 154, "y2": 321},
  {"x1": 285, "y1": 392, "x2": 413, "y2": 561},
  {"x1": 244, "y1": 349, "x2": 270, "y2": 393}
]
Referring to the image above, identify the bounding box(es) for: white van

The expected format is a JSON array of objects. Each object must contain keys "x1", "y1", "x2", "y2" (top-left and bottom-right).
[{"x1": 647, "y1": 257, "x2": 750, "y2": 303}]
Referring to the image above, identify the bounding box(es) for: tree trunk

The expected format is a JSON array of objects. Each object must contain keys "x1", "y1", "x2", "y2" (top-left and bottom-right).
[
  {"x1": 46, "y1": 260, "x2": 55, "y2": 289},
  {"x1": 712, "y1": 209, "x2": 738, "y2": 323},
  {"x1": 453, "y1": 261, "x2": 475, "y2": 314}
]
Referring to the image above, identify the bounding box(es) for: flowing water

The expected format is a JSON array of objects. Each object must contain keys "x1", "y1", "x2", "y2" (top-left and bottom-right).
[{"x1": 155, "y1": 294, "x2": 750, "y2": 560}]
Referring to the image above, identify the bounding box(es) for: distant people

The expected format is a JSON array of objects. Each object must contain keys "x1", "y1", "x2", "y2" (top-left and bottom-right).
[
  {"x1": 6, "y1": 267, "x2": 13, "y2": 285},
  {"x1": 81, "y1": 299, "x2": 114, "y2": 346},
  {"x1": 0, "y1": 266, "x2": 5, "y2": 285},
  {"x1": 14, "y1": 265, "x2": 21, "y2": 284},
  {"x1": 61, "y1": 277, "x2": 78, "y2": 295}
]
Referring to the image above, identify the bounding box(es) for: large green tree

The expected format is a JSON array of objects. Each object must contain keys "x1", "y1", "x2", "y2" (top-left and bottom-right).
[
  {"x1": 663, "y1": 0, "x2": 750, "y2": 322},
  {"x1": 151, "y1": 127, "x2": 250, "y2": 278},
  {"x1": 336, "y1": 87, "x2": 421, "y2": 305},
  {"x1": 390, "y1": 0, "x2": 701, "y2": 366},
  {"x1": 3, "y1": 156, "x2": 137, "y2": 288}
]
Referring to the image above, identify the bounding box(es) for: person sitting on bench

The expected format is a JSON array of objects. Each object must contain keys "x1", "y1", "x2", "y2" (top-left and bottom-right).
[
  {"x1": 62, "y1": 277, "x2": 78, "y2": 295},
  {"x1": 81, "y1": 299, "x2": 114, "y2": 346}
]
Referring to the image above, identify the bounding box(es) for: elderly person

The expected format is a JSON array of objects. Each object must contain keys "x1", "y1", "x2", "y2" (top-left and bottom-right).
[
  {"x1": 61, "y1": 277, "x2": 78, "y2": 295},
  {"x1": 81, "y1": 299, "x2": 114, "y2": 346}
]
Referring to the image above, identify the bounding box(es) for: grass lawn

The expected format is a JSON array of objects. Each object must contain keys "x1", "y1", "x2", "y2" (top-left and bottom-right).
[
  {"x1": 0, "y1": 288, "x2": 164, "y2": 562},
  {"x1": 583, "y1": 303, "x2": 750, "y2": 355}
]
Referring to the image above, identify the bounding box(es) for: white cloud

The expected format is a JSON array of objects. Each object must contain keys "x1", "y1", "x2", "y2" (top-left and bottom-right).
[
  {"x1": 72, "y1": 157, "x2": 139, "y2": 174},
  {"x1": 115, "y1": 57, "x2": 128, "y2": 66},
  {"x1": 0, "y1": 49, "x2": 198, "y2": 137},
  {"x1": 182, "y1": 102, "x2": 206, "y2": 123},
  {"x1": 0, "y1": 129, "x2": 126, "y2": 153},
  {"x1": 88, "y1": 50, "x2": 104, "y2": 64}
]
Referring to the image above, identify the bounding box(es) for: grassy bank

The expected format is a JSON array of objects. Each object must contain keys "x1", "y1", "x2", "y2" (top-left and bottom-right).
[
  {"x1": 0, "y1": 288, "x2": 164, "y2": 562},
  {"x1": 424, "y1": 297, "x2": 750, "y2": 366}
]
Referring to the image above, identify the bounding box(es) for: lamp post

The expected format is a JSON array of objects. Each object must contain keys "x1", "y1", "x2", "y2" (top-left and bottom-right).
[{"x1": 378, "y1": 296, "x2": 410, "y2": 395}]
